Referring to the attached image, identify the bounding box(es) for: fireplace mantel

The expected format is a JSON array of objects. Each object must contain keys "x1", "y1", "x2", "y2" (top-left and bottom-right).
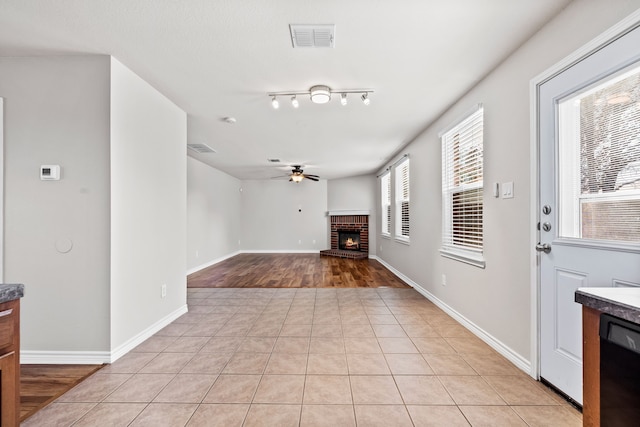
[{"x1": 327, "y1": 210, "x2": 370, "y2": 216}]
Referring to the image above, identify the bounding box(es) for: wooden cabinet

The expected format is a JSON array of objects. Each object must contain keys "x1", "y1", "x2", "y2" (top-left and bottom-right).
[
  {"x1": 582, "y1": 305, "x2": 600, "y2": 427},
  {"x1": 577, "y1": 288, "x2": 640, "y2": 427},
  {"x1": 0, "y1": 299, "x2": 20, "y2": 427}
]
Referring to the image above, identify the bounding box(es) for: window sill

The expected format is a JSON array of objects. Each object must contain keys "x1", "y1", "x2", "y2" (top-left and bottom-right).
[
  {"x1": 440, "y1": 248, "x2": 485, "y2": 269},
  {"x1": 395, "y1": 236, "x2": 410, "y2": 245},
  {"x1": 381, "y1": 233, "x2": 391, "y2": 240}
]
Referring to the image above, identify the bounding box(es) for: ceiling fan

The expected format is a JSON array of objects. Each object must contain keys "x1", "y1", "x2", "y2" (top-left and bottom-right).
[{"x1": 276, "y1": 165, "x2": 320, "y2": 183}]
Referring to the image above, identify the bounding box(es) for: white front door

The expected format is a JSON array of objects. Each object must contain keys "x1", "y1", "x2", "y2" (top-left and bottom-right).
[{"x1": 538, "y1": 25, "x2": 640, "y2": 405}]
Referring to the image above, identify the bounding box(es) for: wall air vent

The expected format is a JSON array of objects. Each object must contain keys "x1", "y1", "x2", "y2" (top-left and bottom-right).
[
  {"x1": 290, "y1": 24, "x2": 335, "y2": 48},
  {"x1": 187, "y1": 143, "x2": 216, "y2": 154}
]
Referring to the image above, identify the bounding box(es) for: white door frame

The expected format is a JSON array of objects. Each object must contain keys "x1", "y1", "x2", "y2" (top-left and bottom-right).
[
  {"x1": 529, "y1": 10, "x2": 640, "y2": 380},
  {"x1": 0, "y1": 97, "x2": 3, "y2": 282}
]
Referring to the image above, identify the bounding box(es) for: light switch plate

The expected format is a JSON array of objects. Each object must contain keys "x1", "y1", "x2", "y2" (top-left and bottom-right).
[
  {"x1": 40, "y1": 165, "x2": 60, "y2": 180},
  {"x1": 502, "y1": 181, "x2": 514, "y2": 199}
]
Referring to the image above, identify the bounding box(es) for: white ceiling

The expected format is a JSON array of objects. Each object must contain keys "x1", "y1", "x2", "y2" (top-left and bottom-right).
[{"x1": 0, "y1": 0, "x2": 573, "y2": 180}]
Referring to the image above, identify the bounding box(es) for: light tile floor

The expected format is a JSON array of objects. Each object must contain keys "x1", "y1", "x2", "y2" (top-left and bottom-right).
[{"x1": 22, "y1": 288, "x2": 582, "y2": 426}]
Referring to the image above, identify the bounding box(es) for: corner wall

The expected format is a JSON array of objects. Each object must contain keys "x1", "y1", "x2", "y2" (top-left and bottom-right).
[
  {"x1": 0, "y1": 56, "x2": 112, "y2": 355},
  {"x1": 187, "y1": 156, "x2": 242, "y2": 272},
  {"x1": 110, "y1": 58, "x2": 187, "y2": 353}
]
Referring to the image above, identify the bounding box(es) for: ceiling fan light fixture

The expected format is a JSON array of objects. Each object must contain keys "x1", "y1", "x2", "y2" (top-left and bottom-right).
[
  {"x1": 310, "y1": 85, "x2": 331, "y2": 104},
  {"x1": 271, "y1": 96, "x2": 280, "y2": 109},
  {"x1": 340, "y1": 93, "x2": 347, "y2": 106},
  {"x1": 291, "y1": 95, "x2": 299, "y2": 108},
  {"x1": 361, "y1": 93, "x2": 370, "y2": 105},
  {"x1": 291, "y1": 174, "x2": 304, "y2": 183}
]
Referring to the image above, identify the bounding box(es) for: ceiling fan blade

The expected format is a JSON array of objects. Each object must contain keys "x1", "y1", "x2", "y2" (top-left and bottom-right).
[
  {"x1": 305, "y1": 174, "x2": 319, "y2": 178},
  {"x1": 305, "y1": 176, "x2": 319, "y2": 181}
]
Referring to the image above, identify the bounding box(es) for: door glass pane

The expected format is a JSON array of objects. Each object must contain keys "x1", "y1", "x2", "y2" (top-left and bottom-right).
[{"x1": 558, "y1": 62, "x2": 640, "y2": 243}]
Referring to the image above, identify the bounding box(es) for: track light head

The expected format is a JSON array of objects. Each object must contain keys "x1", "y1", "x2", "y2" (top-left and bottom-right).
[
  {"x1": 291, "y1": 95, "x2": 299, "y2": 108},
  {"x1": 340, "y1": 93, "x2": 348, "y2": 106},
  {"x1": 361, "y1": 93, "x2": 370, "y2": 105},
  {"x1": 271, "y1": 96, "x2": 280, "y2": 109}
]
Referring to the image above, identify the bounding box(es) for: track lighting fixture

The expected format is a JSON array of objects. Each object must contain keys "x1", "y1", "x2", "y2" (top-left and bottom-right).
[
  {"x1": 310, "y1": 85, "x2": 331, "y2": 104},
  {"x1": 268, "y1": 85, "x2": 373, "y2": 108}
]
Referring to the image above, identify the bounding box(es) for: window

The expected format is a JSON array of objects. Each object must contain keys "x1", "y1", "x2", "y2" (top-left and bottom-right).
[
  {"x1": 441, "y1": 105, "x2": 485, "y2": 267},
  {"x1": 558, "y1": 63, "x2": 640, "y2": 243},
  {"x1": 395, "y1": 157, "x2": 410, "y2": 241},
  {"x1": 381, "y1": 171, "x2": 391, "y2": 236}
]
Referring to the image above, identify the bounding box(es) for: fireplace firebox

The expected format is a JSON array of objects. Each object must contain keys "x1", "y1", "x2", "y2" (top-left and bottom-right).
[{"x1": 338, "y1": 231, "x2": 361, "y2": 250}]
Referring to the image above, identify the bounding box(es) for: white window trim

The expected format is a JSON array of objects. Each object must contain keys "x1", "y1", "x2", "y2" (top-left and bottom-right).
[
  {"x1": 380, "y1": 171, "x2": 391, "y2": 237},
  {"x1": 440, "y1": 104, "x2": 485, "y2": 268},
  {"x1": 394, "y1": 157, "x2": 410, "y2": 243}
]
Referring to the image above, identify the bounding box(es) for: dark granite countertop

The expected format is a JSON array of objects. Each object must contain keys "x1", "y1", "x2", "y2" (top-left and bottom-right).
[
  {"x1": 0, "y1": 284, "x2": 24, "y2": 304},
  {"x1": 575, "y1": 287, "x2": 640, "y2": 325}
]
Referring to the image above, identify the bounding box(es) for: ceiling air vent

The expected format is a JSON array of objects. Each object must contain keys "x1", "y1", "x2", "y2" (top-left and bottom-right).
[
  {"x1": 187, "y1": 143, "x2": 216, "y2": 154},
  {"x1": 290, "y1": 24, "x2": 335, "y2": 48},
  {"x1": 267, "y1": 158, "x2": 281, "y2": 163}
]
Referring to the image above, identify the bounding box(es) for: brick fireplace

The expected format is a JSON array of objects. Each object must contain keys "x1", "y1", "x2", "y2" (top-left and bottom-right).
[{"x1": 320, "y1": 211, "x2": 369, "y2": 259}]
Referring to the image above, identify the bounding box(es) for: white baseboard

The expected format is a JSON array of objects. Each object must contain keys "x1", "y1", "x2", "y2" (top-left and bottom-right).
[
  {"x1": 240, "y1": 250, "x2": 320, "y2": 254},
  {"x1": 373, "y1": 256, "x2": 532, "y2": 376},
  {"x1": 109, "y1": 304, "x2": 188, "y2": 363},
  {"x1": 21, "y1": 304, "x2": 189, "y2": 365},
  {"x1": 187, "y1": 251, "x2": 240, "y2": 275},
  {"x1": 20, "y1": 351, "x2": 111, "y2": 365}
]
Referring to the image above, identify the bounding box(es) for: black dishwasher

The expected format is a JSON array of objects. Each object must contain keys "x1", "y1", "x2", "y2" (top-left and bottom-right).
[{"x1": 600, "y1": 313, "x2": 640, "y2": 426}]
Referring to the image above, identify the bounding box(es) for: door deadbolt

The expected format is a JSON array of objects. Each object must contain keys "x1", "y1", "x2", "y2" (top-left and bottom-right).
[
  {"x1": 542, "y1": 205, "x2": 551, "y2": 215},
  {"x1": 542, "y1": 222, "x2": 552, "y2": 232}
]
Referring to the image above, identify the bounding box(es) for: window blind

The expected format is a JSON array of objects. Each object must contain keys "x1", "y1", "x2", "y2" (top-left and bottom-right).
[
  {"x1": 395, "y1": 158, "x2": 410, "y2": 239},
  {"x1": 559, "y1": 65, "x2": 640, "y2": 243},
  {"x1": 381, "y1": 172, "x2": 391, "y2": 235},
  {"x1": 442, "y1": 107, "x2": 484, "y2": 253},
  {"x1": 577, "y1": 68, "x2": 640, "y2": 242}
]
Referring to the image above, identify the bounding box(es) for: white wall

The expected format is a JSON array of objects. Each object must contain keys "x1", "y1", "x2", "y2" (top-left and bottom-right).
[
  {"x1": 241, "y1": 179, "x2": 327, "y2": 251},
  {"x1": 187, "y1": 156, "x2": 242, "y2": 272},
  {"x1": 328, "y1": 174, "x2": 377, "y2": 256},
  {"x1": 110, "y1": 58, "x2": 187, "y2": 352},
  {"x1": 0, "y1": 56, "x2": 112, "y2": 352},
  {"x1": 376, "y1": 0, "x2": 640, "y2": 370}
]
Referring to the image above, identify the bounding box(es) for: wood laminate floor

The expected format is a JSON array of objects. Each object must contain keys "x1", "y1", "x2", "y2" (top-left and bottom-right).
[
  {"x1": 20, "y1": 364, "x2": 103, "y2": 422},
  {"x1": 188, "y1": 253, "x2": 411, "y2": 288}
]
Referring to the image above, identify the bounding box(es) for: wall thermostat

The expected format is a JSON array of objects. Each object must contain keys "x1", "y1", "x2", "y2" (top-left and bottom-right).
[{"x1": 40, "y1": 165, "x2": 60, "y2": 180}]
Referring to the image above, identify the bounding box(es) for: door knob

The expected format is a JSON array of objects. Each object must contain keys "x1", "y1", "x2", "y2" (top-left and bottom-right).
[{"x1": 536, "y1": 243, "x2": 551, "y2": 253}]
